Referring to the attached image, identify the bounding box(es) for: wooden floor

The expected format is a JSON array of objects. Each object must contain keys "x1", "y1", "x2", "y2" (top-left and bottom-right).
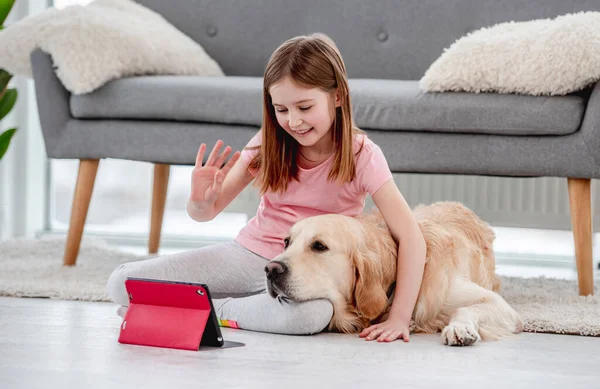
[{"x1": 1, "y1": 296, "x2": 599, "y2": 389}]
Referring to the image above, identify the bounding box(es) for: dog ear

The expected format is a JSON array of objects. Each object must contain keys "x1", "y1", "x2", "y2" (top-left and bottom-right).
[{"x1": 351, "y1": 244, "x2": 389, "y2": 320}]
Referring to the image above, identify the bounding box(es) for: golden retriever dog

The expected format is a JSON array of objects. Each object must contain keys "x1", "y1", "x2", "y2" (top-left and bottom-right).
[{"x1": 265, "y1": 201, "x2": 523, "y2": 346}]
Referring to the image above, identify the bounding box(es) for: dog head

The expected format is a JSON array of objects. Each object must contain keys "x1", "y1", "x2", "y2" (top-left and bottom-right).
[{"x1": 265, "y1": 212, "x2": 397, "y2": 333}]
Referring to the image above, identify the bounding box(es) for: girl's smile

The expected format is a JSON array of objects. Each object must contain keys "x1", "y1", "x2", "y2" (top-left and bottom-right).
[{"x1": 292, "y1": 127, "x2": 313, "y2": 136}]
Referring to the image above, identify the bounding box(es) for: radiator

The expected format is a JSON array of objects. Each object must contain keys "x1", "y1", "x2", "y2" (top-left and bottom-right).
[{"x1": 365, "y1": 175, "x2": 599, "y2": 232}]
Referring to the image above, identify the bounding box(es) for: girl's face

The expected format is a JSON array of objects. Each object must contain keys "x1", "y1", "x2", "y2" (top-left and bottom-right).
[{"x1": 269, "y1": 76, "x2": 341, "y2": 150}]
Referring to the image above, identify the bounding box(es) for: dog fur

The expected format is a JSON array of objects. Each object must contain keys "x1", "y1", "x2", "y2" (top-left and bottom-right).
[{"x1": 265, "y1": 201, "x2": 523, "y2": 346}]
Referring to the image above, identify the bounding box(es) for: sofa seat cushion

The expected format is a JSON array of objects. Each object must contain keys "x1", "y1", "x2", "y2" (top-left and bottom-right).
[{"x1": 70, "y1": 77, "x2": 586, "y2": 136}]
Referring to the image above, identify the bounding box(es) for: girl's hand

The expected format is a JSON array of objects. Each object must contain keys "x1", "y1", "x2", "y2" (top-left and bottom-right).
[
  {"x1": 359, "y1": 314, "x2": 411, "y2": 343},
  {"x1": 190, "y1": 140, "x2": 240, "y2": 207}
]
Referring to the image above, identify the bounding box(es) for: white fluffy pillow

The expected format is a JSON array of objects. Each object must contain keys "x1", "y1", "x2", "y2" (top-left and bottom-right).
[
  {"x1": 0, "y1": 0, "x2": 224, "y2": 94},
  {"x1": 419, "y1": 11, "x2": 600, "y2": 96}
]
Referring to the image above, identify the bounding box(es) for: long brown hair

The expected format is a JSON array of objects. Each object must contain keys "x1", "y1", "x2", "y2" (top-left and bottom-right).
[{"x1": 248, "y1": 33, "x2": 364, "y2": 194}]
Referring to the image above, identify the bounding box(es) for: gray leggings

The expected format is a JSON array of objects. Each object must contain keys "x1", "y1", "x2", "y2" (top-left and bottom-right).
[{"x1": 106, "y1": 241, "x2": 333, "y2": 335}]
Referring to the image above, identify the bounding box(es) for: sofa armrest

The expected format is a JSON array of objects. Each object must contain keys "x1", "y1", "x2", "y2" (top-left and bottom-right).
[
  {"x1": 30, "y1": 49, "x2": 71, "y2": 158},
  {"x1": 579, "y1": 82, "x2": 600, "y2": 169}
]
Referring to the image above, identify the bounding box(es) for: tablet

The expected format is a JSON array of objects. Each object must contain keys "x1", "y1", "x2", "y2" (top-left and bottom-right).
[{"x1": 118, "y1": 277, "x2": 225, "y2": 350}]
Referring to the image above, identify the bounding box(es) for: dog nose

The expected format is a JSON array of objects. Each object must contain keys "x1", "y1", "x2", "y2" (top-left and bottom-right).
[{"x1": 265, "y1": 260, "x2": 288, "y2": 279}]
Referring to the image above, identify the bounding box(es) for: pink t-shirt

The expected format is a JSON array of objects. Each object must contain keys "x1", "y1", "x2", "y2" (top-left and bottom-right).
[{"x1": 234, "y1": 130, "x2": 393, "y2": 259}]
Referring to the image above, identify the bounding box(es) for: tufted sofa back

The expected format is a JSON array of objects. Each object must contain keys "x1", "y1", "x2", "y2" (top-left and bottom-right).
[{"x1": 137, "y1": 0, "x2": 600, "y2": 80}]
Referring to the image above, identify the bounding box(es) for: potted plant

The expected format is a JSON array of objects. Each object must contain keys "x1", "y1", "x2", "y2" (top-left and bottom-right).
[
  {"x1": 0, "y1": 0, "x2": 18, "y2": 240},
  {"x1": 0, "y1": 0, "x2": 17, "y2": 162}
]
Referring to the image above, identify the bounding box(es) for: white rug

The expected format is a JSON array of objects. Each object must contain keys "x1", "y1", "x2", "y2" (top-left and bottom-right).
[{"x1": 0, "y1": 236, "x2": 598, "y2": 337}]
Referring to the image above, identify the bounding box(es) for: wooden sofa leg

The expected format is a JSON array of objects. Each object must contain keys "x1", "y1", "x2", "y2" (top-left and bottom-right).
[
  {"x1": 64, "y1": 159, "x2": 99, "y2": 266},
  {"x1": 567, "y1": 178, "x2": 594, "y2": 296},
  {"x1": 149, "y1": 164, "x2": 170, "y2": 254}
]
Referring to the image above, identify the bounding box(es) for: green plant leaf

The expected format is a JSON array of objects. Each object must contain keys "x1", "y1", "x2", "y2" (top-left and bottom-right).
[
  {"x1": 0, "y1": 127, "x2": 17, "y2": 160},
  {"x1": 0, "y1": 69, "x2": 12, "y2": 92},
  {"x1": 0, "y1": 0, "x2": 16, "y2": 27},
  {"x1": 0, "y1": 88, "x2": 17, "y2": 121}
]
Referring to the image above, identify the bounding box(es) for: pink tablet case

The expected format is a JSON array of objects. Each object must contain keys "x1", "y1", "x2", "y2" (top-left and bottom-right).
[{"x1": 118, "y1": 278, "x2": 223, "y2": 351}]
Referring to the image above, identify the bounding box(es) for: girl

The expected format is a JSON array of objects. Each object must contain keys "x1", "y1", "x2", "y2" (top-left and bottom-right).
[{"x1": 106, "y1": 33, "x2": 426, "y2": 342}]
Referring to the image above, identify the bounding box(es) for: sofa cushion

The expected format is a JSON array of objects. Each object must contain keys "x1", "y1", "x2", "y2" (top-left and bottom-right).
[
  {"x1": 0, "y1": 0, "x2": 224, "y2": 95},
  {"x1": 420, "y1": 12, "x2": 600, "y2": 96},
  {"x1": 70, "y1": 77, "x2": 586, "y2": 136}
]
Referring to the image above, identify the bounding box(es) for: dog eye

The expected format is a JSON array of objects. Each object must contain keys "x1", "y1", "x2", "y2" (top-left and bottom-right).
[
  {"x1": 283, "y1": 237, "x2": 290, "y2": 248},
  {"x1": 312, "y1": 241, "x2": 328, "y2": 252}
]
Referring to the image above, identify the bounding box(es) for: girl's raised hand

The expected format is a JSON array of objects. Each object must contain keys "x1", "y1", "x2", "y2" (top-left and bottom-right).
[{"x1": 190, "y1": 140, "x2": 241, "y2": 206}]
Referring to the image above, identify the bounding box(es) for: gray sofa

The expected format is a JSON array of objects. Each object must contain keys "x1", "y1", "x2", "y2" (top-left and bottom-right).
[{"x1": 30, "y1": 0, "x2": 599, "y2": 295}]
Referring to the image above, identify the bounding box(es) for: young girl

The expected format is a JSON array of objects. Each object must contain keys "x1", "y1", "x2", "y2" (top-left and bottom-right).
[{"x1": 106, "y1": 33, "x2": 426, "y2": 342}]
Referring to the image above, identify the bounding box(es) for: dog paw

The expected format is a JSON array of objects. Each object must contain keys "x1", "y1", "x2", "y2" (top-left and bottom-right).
[{"x1": 441, "y1": 321, "x2": 481, "y2": 346}]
